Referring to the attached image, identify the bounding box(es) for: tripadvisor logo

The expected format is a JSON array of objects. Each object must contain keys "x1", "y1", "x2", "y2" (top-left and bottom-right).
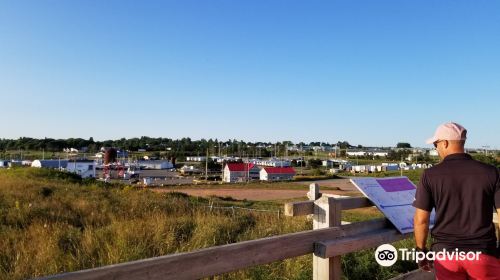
[
  {"x1": 374, "y1": 244, "x2": 483, "y2": 267},
  {"x1": 375, "y1": 244, "x2": 398, "y2": 267}
]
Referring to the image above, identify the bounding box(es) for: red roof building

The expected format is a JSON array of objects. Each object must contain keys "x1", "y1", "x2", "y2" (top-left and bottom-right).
[
  {"x1": 223, "y1": 163, "x2": 260, "y2": 183},
  {"x1": 226, "y1": 163, "x2": 256, "y2": 172},
  {"x1": 260, "y1": 167, "x2": 296, "y2": 181}
]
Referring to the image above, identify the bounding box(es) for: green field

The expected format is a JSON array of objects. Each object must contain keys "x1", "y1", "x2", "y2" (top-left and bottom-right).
[{"x1": 0, "y1": 168, "x2": 421, "y2": 280}]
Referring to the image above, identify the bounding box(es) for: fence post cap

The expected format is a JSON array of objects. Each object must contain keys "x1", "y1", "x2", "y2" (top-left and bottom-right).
[{"x1": 308, "y1": 183, "x2": 321, "y2": 200}]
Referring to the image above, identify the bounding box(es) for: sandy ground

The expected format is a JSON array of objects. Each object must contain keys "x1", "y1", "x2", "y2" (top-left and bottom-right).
[
  {"x1": 294, "y1": 178, "x2": 358, "y2": 191},
  {"x1": 154, "y1": 188, "x2": 352, "y2": 201}
]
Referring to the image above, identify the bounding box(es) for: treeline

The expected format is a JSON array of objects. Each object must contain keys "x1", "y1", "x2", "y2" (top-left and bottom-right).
[{"x1": 0, "y1": 137, "x2": 346, "y2": 158}]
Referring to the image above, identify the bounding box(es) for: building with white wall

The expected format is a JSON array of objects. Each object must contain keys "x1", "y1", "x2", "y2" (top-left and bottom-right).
[
  {"x1": 66, "y1": 160, "x2": 96, "y2": 178},
  {"x1": 259, "y1": 167, "x2": 296, "y2": 181},
  {"x1": 31, "y1": 160, "x2": 68, "y2": 169},
  {"x1": 223, "y1": 163, "x2": 260, "y2": 183},
  {"x1": 186, "y1": 156, "x2": 207, "y2": 162},
  {"x1": 137, "y1": 160, "x2": 174, "y2": 170}
]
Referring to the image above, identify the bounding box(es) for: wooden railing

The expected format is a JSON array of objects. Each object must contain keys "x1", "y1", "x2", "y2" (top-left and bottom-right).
[{"x1": 41, "y1": 183, "x2": 433, "y2": 280}]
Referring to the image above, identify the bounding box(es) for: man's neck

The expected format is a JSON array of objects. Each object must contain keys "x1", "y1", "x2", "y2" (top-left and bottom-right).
[{"x1": 442, "y1": 150, "x2": 465, "y2": 159}]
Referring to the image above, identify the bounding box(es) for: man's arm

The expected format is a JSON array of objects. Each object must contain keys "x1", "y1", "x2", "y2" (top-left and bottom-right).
[
  {"x1": 414, "y1": 208, "x2": 432, "y2": 272},
  {"x1": 414, "y1": 208, "x2": 431, "y2": 250},
  {"x1": 496, "y1": 208, "x2": 500, "y2": 232}
]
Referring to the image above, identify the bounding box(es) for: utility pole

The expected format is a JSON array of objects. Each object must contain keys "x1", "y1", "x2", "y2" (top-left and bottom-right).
[
  {"x1": 247, "y1": 158, "x2": 250, "y2": 183},
  {"x1": 400, "y1": 155, "x2": 403, "y2": 176},
  {"x1": 205, "y1": 148, "x2": 208, "y2": 181}
]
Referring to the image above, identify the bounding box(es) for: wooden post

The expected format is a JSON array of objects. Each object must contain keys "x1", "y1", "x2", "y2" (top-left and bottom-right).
[{"x1": 313, "y1": 191, "x2": 342, "y2": 280}]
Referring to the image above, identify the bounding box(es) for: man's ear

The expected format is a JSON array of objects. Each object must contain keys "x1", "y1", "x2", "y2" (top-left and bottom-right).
[{"x1": 443, "y1": 140, "x2": 449, "y2": 149}]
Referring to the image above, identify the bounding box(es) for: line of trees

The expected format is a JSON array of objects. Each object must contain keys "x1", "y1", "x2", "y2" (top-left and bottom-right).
[{"x1": 0, "y1": 137, "x2": 348, "y2": 158}]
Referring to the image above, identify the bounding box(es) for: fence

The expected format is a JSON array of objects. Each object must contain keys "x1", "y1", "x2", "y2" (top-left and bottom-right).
[
  {"x1": 203, "y1": 202, "x2": 281, "y2": 218},
  {"x1": 42, "y1": 183, "x2": 437, "y2": 280}
]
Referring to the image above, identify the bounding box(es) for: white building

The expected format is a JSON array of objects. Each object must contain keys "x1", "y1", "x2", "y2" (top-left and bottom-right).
[
  {"x1": 66, "y1": 160, "x2": 96, "y2": 178},
  {"x1": 322, "y1": 160, "x2": 335, "y2": 168},
  {"x1": 350, "y1": 165, "x2": 368, "y2": 173},
  {"x1": 378, "y1": 163, "x2": 399, "y2": 172},
  {"x1": 0, "y1": 160, "x2": 8, "y2": 168},
  {"x1": 346, "y1": 151, "x2": 367, "y2": 157},
  {"x1": 347, "y1": 150, "x2": 389, "y2": 157},
  {"x1": 186, "y1": 156, "x2": 207, "y2": 162},
  {"x1": 31, "y1": 160, "x2": 68, "y2": 169},
  {"x1": 179, "y1": 165, "x2": 202, "y2": 175},
  {"x1": 137, "y1": 160, "x2": 174, "y2": 170},
  {"x1": 429, "y1": 150, "x2": 439, "y2": 157},
  {"x1": 259, "y1": 167, "x2": 296, "y2": 181},
  {"x1": 223, "y1": 163, "x2": 260, "y2": 183},
  {"x1": 249, "y1": 158, "x2": 291, "y2": 167},
  {"x1": 372, "y1": 152, "x2": 389, "y2": 157}
]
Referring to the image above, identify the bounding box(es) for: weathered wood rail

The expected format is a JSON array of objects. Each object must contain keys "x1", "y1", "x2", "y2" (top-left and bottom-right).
[{"x1": 40, "y1": 183, "x2": 436, "y2": 280}]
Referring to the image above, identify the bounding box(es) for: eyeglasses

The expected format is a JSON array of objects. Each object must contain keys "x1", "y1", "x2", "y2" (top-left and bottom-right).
[{"x1": 433, "y1": 140, "x2": 445, "y2": 148}]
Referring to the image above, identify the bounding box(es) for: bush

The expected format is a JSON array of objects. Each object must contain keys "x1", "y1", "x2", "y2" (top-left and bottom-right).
[{"x1": 310, "y1": 168, "x2": 326, "y2": 176}]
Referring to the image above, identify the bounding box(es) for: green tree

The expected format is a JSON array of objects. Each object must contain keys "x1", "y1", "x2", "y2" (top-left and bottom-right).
[{"x1": 396, "y1": 142, "x2": 412, "y2": 148}]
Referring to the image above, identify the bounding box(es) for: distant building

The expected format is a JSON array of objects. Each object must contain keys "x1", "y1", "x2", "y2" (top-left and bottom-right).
[
  {"x1": 372, "y1": 152, "x2": 389, "y2": 157},
  {"x1": 429, "y1": 150, "x2": 439, "y2": 157},
  {"x1": 312, "y1": 145, "x2": 334, "y2": 152},
  {"x1": 249, "y1": 158, "x2": 291, "y2": 167},
  {"x1": 63, "y1": 148, "x2": 79, "y2": 153},
  {"x1": 137, "y1": 160, "x2": 174, "y2": 170},
  {"x1": 66, "y1": 160, "x2": 96, "y2": 178},
  {"x1": 346, "y1": 150, "x2": 389, "y2": 158},
  {"x1": 322, "y1": 160, "x2": 346, "y2": 168},
  {"x1": 179, "y1": 165, "x2": 202, "y2": 175},
  {"x1": 95, "y1": 149, "x2": 128, "y2": 160},
  {"x1": 260, "y1": 167, "x2": 296, "y2": 181},
  {"x1": 223, "y1": 163, "x2": 260, "y2": 183},
  {"x1": 287, "y1": 145, "x2": 299, "y2": 152},
  {"x1": 346, "y1": 151, "x2": 367, "y2": 157},
  {"x1": 186, "y1": 156, "x2": 207, "y2": 162},
  {"x1": 0, "y1": 160, "x2": 8, "y2": 168},
  {"x1": 31, "y1": 160, "x2": 68, "y2": 169}
]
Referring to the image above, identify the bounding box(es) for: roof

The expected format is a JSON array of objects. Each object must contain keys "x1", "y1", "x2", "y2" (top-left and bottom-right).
[
  {"x1": 226, "y1": 163, "x2": 256, "y2": 172},
  {"x1": 68, "y1": 159, "x2": 95, "y2": 163},
  {"x1": 262, "y1": 167, "x2": 296, "y2": 174}
]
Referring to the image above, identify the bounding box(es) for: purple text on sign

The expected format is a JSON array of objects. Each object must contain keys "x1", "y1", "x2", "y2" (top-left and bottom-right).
[{"x1": 376, "y1": 178, "x2": 415, "y2": 192}]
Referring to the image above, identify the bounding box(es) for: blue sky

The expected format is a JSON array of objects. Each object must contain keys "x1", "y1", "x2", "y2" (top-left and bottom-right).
[{"x1": 1, "y1": 0, "x2": 499, "y2": 148}]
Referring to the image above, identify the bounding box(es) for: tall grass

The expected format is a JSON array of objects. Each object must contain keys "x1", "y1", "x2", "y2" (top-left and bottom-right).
[
  {"x1": 0, "y1": 168, "x2": 311, "y2": 280},
  {"x1": 0, "y1": 168, "x2": 418, "y2": 280}
]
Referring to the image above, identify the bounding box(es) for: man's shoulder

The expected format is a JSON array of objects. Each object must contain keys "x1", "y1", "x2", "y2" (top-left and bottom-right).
[
  {"x1": 425, "y1": 156, "x2": 498, "y2": 176},
  {"x1": 468, "y1": 157, "x2": 499, "y2": 173},
  {"x1": 423, "y1": 162, "x2": 445, "y2": 174}
]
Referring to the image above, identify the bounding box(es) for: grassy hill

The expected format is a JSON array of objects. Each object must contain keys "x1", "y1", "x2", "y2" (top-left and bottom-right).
[{"x1": 0, "y1": 168, "x2": 417, "y2": 280}]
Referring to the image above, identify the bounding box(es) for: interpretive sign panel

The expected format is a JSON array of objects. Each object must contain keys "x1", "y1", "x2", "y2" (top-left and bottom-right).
[{"x1": 350, "y1": 176, "x2": 435, "y2": 234}]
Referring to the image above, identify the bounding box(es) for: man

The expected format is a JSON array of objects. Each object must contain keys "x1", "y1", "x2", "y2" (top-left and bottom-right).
[{"x1": 413, "y1": 122, "x2": 500, "y2": 279}]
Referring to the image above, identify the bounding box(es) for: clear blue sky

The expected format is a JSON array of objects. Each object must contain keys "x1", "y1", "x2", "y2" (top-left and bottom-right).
[{"x1": 1, "y1": 0, "x2": 499, "y2": 149}]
